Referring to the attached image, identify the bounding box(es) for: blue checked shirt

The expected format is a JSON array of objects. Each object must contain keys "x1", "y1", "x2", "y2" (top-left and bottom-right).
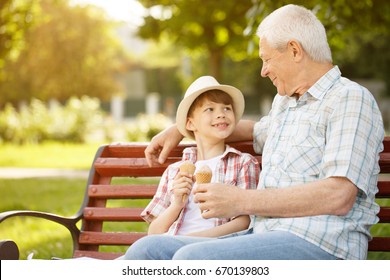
[{"x1": 253, "y1": 66, "x2": 384, "y2": 259}]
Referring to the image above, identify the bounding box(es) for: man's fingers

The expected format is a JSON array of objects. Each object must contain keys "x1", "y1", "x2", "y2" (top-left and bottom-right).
[
  {"x1": 193, "y1": 186, "x2": 207, "y2": 203},
  {"x1": 201, "y1": 208, "x2": 213, "y2": 219},
  {"x1": 144, "y1": 144, "x2": 162, "y2": 167},
  {"x1": 158, "y1": 144, "x2": 173, "y2": 164}
]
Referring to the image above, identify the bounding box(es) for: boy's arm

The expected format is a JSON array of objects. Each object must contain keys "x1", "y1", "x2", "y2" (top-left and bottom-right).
[
  {"x1": 147, "y1": 204, "x2": 183, "y2": 235},
  {"x1": 185, "y1": 215, "x2": 250, "y2": 237},
  {"x1": 147, "y1": 170, "x2": 193, "y2": 235}
]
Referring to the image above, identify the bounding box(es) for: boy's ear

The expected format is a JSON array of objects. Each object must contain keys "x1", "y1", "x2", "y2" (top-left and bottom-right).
[{"x1": 186, "y1": 118, "x2": 195, "y2": 132}]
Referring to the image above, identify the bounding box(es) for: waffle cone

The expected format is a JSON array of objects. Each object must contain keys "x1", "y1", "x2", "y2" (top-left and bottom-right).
[
  {"x1": 195, "y1": 172, "x2": 212, "y2": 183},
  {"x1": 180, "y1": 161, "x2": 196, "y2": 202},
  {"x1": 179, "y1": 161, "x2": 196, "y2": 174}
]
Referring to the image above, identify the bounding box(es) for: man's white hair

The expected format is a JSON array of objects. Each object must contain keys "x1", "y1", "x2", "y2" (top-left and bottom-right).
[{"x1": 256, "y1": 4, "x2": 332, "y2": 63}]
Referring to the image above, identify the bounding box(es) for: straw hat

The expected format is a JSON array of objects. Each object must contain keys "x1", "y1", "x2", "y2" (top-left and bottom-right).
[{"x1": 176, "y1": 76, "x2": 245, "y2": 139}]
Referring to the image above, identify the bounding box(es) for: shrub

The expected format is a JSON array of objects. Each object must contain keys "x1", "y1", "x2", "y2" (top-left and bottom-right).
[
  {"x1": 0, "y1": 96, "x2": 105, "y2": 144},
  {"x1": 126, "y1": 113, "x2": 172, "y2": 142},
  {"x1": 0, "y1": 97, "x2": 173, "y2": 144}
]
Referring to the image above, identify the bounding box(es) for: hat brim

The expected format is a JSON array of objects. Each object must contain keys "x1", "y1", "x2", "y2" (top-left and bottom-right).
[{"x1": 176, "y1": 84, "x2": 245, "y2": 139}]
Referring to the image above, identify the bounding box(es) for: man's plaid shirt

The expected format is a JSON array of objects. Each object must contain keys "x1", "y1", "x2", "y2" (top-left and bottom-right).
[{"x1": 253, "y1": 66, "x2": 384, "y2": 259}]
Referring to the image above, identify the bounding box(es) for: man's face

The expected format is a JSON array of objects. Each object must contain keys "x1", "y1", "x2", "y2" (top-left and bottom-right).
[{"x1": 259, "y1": 39, "x2": 297, "y2": 97}]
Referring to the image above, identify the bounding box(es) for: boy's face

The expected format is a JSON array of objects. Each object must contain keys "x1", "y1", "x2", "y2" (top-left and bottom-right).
[{"x1": 186, "y1": 99, "x2": 236, "y2": 142}]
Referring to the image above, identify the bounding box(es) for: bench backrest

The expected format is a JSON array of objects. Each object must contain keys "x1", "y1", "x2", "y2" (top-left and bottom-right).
[{"x1": 73, "y1": 138, "x2": 390, "y2": 259}]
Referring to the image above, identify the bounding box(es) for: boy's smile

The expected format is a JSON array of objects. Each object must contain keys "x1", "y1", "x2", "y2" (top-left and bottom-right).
[{"x1": 186, "y1": 101, "x2": 235, "y2": 141}]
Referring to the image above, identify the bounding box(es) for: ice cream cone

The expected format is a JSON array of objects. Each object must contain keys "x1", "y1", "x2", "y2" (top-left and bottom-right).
[
  {"x1": 179, "y1": 161, "x2": 196, "y2": 202},
  {"x1": 195, "y1": 165, "x2": 212, "y2": 184},
  {"x1": 195, "y1": 165, "x2": 212, "y2": 214},
  {"x1": 179, "y1": 160, "x2": 196, "y2": 175}
]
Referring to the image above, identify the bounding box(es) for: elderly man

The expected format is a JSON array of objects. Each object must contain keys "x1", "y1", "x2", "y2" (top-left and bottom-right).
[{"x1": 122, "y1": 4, "x2": 384, "y2": 260}]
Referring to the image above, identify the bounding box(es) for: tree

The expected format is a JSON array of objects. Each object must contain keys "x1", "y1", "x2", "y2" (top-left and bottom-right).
[
  {"x1": 0, "y1": 0, "x2": 36, "y2": 81},
  {"x1": 137, "y1": 0, "x2": 254, "y2": 80},
  {"x1": 246, "y1": 0, "x2": 390, "y2": 95},
  {"x1": 0, "y1": 0, "x2": 127, "y2": 106},
  {"x1": 137, "y1": 0, "x2": 390, "y2": 96}
]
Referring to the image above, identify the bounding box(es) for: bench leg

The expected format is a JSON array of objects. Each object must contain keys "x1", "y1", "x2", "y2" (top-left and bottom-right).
[{"x1": 0, "y1": 240, "x2": 19, "y2": 260}]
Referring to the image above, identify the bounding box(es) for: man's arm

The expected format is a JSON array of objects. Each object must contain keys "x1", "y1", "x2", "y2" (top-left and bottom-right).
[
  {"x1": 194, "y1": 177, "x2": 358, "y2": 219},
  {"x1": 225, "y1": 120, "x2": 255, "y2": 142},
  {"x1": 144, "y1": 120, "x2": 256, "y2": 166}
]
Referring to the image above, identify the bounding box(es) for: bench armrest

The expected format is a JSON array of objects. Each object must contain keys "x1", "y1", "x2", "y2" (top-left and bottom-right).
[{"x1": 0, "y1": 210, "x2": 81, "y2": 252}]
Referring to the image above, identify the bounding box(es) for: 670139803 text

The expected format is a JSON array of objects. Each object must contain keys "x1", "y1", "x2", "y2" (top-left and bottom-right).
[{"x1": 121, "y1": 265, "x2": 270, "y2": 277}]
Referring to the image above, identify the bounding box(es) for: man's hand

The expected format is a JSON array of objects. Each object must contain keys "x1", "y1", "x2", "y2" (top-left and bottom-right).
[
  {"x1": 194, "y1": 183, "x2": 244, "y2": 219},
  {"x1": 144, "y1": 124, "x2": 183, "y2": 166}
]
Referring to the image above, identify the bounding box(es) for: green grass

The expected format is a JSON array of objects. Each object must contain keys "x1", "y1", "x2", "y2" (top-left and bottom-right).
[
  {"x1": 0, "y1": 177, "x2": 151, "y2": 260},
  {"x1": 0, "y1": 142, "x2": 150, "y2": 259},
  {"x1": 0, "y1": 178, "x2": 86, "y2": 259},
  {"x1": 0, "y1": 142, "x2": 103, "y2": 169}
]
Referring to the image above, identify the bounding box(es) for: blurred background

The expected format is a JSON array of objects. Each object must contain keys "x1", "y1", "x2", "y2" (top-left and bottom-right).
[
  {"x1": 1, "y1": 0, "x2": 390, "y2": 260},
  {"x1": 1, "y1": 0, "x2": 389, "y2": 145}
]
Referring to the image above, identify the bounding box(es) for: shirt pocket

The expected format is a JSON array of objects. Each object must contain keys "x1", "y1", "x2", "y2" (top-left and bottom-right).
[{"x1": 282, "y1": 113, "x2": 325, "y2": 176}]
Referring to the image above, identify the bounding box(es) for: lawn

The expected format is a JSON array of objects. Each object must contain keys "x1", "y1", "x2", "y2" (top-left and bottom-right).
[
  {"x1": 0, "y1": 142, "x2": 103, "y2": 169},
  {"x1": 0, "y1": 178, "x2": 87, "y2": 259},
  {"x1": 0, "y1": 177, "x2": 152, "y2": 260},
  {"x1": 0, "y1": 142, "x2": 148, "y2": 259}
]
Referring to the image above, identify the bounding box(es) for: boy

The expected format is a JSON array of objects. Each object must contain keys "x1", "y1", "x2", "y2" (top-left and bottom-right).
[{"x1": 141, "y1": 76, "x2": 260, "y2": 237}]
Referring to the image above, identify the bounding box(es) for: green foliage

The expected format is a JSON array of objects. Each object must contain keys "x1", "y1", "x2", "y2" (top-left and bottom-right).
[
  {"x1": 0, "y1": 96, "x2": 173, "y2": 145},
  {"x1": 245, "y1": 0, "x2": 390, "y2": 95},
  {"x1": 138, "y1": 0, "x2": 390, "y2": 97},
  {"x1": 0, "y1": 0, "x2": 37, "y2": 72},
  {"x1": 126, "y1": 113, "x2": 172, "y2": 142},
  {"x1": 137, "y1": 0, "x2": 254, "y2": 79},
  {"x1": 0, "y1": 0, "x2": 127, "y2": 106},
  {"x1": 0, "y1": 96, "x2": 105, "y2": 144}
]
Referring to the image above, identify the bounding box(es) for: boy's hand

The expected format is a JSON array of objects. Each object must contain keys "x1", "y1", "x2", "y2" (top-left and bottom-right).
[{"x1": 170, "y1": 172, "x2": 194, "y2": 207}]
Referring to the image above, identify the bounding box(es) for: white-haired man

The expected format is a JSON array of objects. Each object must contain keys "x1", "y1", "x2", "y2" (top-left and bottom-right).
[{"x1": 127, "y1": 4, "x2": 384, "y2": 260}]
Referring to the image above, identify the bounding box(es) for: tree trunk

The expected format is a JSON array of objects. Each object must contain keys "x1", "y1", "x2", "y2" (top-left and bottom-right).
[{"x1": 209, "y1": 48, "x2": 223, "y2": 80}]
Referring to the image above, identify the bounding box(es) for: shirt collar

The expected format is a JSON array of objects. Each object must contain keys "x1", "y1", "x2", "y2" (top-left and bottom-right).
[
  {"x1": 182, "y1": 145, "x2": 242, "y2": 162},
  {"x1": 306, "y1": 65, "x2": 341, "y2": 100}
]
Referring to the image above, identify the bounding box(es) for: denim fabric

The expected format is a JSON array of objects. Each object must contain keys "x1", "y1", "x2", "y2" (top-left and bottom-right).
[{"x1": 120, "y1": 230, "x2": 338, "y2": 260}]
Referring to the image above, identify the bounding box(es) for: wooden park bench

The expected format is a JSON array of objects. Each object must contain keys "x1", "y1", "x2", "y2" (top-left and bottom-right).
[{"x1": 1, "y1": 138, "x2": 390, "y2": 259}]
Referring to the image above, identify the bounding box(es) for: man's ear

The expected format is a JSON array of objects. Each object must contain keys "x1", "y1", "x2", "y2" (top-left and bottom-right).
[{"x1": 288, "y1": 40, "x2": 303, "y2": 61}]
